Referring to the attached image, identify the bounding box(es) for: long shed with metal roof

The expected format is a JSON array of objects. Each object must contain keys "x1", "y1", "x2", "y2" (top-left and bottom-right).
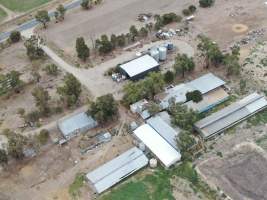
[
  {"x1": 86, "y1": 147, "x2": 148, "y2": 194},
  {"x1": 194, "y1": 93, "x2": 267, "y2": 139}
]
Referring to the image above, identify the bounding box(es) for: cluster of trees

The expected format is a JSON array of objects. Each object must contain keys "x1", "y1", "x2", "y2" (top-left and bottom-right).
[
  {"x1": 176, "y1": 130, "x2": 196, "y2": 161},
  {"x1": 57, "y1": 73, "x2": 82, "y2": 107},
  {"x1": 76, "y1": 37, "x2": 90, "y2": 61},
  {"x1": 183, "y1": 5, "x2": 197, "y2": 16},
  {"x1": 24, "y1": 35, "x2": 44, "y2": 60},
  {"x1": 0, "y1": 129, "x2": 50, "y2": 165},
  {"x1": 199, "y1": 0, "x2": 215, "y2": 8},
  {"x1": 80, "y1": 0, "x2": 102, "y2": 9},
  {"x1": 154, "y1": 13, "x2": 182, "y2": 30},
  {"x1": 123, "y1": 72, "x2": 165, "y2": 106},
  {"x1": 186, "y1": 90, "x2": 203, "y2": 103},
  {"x1": 173, "y1": 53, "x2": 195, "y2": 78},
  {"x1": 0, "y1": 70, "x2": 22, "y2": 96},
  {"x1": 169, "y1": 103, "x2": 199, "y2": 131},
  {"x1": 35, "y1": 4, "x2": 66, "y2": 28},
  {"x1": 87, "y1": 94, "x2": 118, "y2": 124},
  {"x1": 94, "y1": 25, "x2": 149, "y2": 55},
  {"x1": 198, "y1": 35, "x2": 241, "y2": 76}
]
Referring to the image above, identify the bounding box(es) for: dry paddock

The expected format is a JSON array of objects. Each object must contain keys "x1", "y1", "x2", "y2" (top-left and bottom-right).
[{"x1": 198, "y1": 142, "x2": 267, "y2": 200}]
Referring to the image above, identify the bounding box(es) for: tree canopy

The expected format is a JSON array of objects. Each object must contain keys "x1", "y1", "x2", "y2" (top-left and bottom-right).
[
  {"x1": 170, "y1": 103, "x2": 199, "y2": 131},
  {"x1": 32, "y1": 86, "x2": 50, "y2": 116},
  {"x1": 87, "y1": 94, "x2": 118, "y2": 124},
  {"x1": 123, "y1": 72, "x2": 165, "y2": 106},
  {"x1": 186, "y1": 90, "x2": 203, "y2": 103},
  {"x1": 24, "y1": 35, "x2": 44, "y2": 60},
  {"x1": 35, "y1": 10, "x2": 50, "y2": 28},
  {"x1": 76, "y1": 37, "x2": 90, "y2": 61},
  {"x1": 197, "y1": 35, "x2": 223, "y2": 68},
  {"x1": 57, "y1": 73, "x2": 82, "y2": 107},
  {"x1": 173, "y1": 53, "x2": 195, "y2": 77},
  {"x1": 199, "y1": 0, "x2": 215, "y2": 8}
]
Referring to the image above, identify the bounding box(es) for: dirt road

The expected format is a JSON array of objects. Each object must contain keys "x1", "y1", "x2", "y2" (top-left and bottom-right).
[{"x1": 42, "y1": 39, "x2": 194, "y2": 100}]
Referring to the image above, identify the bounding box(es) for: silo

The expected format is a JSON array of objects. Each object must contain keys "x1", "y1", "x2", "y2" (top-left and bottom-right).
[
  {"x1": 150, "y1": 49, "x2": 160, "y2": 62},
  {"x1": 158, "y1": 46, "x2": 167, "y2": 61}
]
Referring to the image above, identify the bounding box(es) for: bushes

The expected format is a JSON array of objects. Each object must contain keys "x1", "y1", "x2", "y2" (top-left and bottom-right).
[
  {"x1": 183, "y1": 5, "x2": 197, "y2": 16},
  {"x1": 44, "y1": 64, "x2": 58, "y2": 76},
  {"x1": 164, "y1": 70, "x2": 174, "y2": 84},
  {"x1": 182, "y1": 9, "x2": 191, "y2": 16},
  {"x1": 9, "y1": 31, "x2": 21, "y2": 43},
  {"x1": 37, "y1": 129, "x2": 49, "y2": 145},
  {"x1": 199, "y1": 0, "x2": 215, "y2": 8}
]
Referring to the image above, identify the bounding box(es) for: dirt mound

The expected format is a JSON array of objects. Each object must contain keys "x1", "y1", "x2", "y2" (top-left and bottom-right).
[{"x1": 232, "y1": 24, "x2": 249, "y2": 33}]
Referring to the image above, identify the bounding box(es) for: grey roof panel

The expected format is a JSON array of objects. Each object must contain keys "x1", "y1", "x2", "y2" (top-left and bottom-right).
[
  {"x1": 147, "y1": 116, "x2": 179, "y2": 150},
  {"x1": 187, "y1": 73, "x2": 226, "y2": 94},
  {"x1": 195, "y1": 93, "x2": 267, "y2": 139},
  {"x1": 58, "y1": 112, "x2": 98, "y2": 138},
  {"x1": 86, "y1": 147, "x2": 148, "y2": 193}
]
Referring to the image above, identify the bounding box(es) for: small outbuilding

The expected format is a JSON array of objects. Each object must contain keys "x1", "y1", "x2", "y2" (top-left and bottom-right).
[
  {"x1": 58, "y1": 112, "x2": 98, "y2": 140},
  {"x1": 194, "y1": 93, "x2": 267, "y2": 139},
  {"x1": 119, "y1": 54, "x2": 160, "y2": 80},
  {"x1": 86, "y1": 147, "x2": 148, "y2": 194}
]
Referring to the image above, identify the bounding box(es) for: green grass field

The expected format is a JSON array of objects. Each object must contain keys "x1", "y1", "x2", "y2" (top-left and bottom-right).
[
  {"x1": 0, "y1": 0, "x2": 52, "y2": 12},
  {"x1": 101, "y1": 163, "x2": 218, "y2": 200},
  {"x1": 0, "y1": 7, "x2": 7, "y2": 22}
]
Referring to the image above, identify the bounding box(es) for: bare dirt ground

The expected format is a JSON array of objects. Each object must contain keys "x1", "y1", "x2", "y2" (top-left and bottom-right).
[
  {"x1": 0, "y1": 133, "x2": 133, "y2": 200},
  {"x1": 198, "y1": 142, "x2": 267, "y2": 200},
  {"x1": 194, "y1": 0, "x2": 267, "y2": 49},
  {"x1": 0, "y1": 42, "x2": 89, "y2": 135},
  {"x1": 41, "y1": 0, "x2": 195, "y2": 54}
]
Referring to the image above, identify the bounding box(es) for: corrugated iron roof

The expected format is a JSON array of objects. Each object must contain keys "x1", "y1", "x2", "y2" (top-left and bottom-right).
[{"x1": 86, "y1": 147, "x2": 148, "y2": 193}]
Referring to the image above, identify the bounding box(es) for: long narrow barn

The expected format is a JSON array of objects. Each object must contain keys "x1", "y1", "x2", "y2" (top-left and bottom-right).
[
  {"x1": 194, "y1": 93, "x2": 267, "y2": 139},
  {"x1": 86, "y1": 147, "x2": 148, "y2": 194}
]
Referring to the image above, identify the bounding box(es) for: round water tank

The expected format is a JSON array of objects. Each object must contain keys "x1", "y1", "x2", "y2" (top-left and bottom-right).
[
  {"x1": 149, "y1": 158, "x2": 158, "y2": 168},
  {"x1": 158, "y1": 46, "x2": 167, "y2": 61},
  {"x1": 150, "y1": 49, "x2": 160, "y2": 62},
  {"x1": 138, "y1": 142, "x2": 146, "y2": 151},
  {"x1": 136, "y1": 52, "x2": 142, "y2": 57}
]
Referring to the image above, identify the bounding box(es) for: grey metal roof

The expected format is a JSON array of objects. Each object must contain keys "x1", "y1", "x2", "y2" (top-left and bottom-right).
[
  {"x1": 195, "y1": 93, "x2": 267, "y2": 139},
  {"x1": 187, "y1": 73, "x2": 226, "y2": 94},
  {"x1": 147, "y1": 115, "x2": 180, "y2": 150},
  {"x1": 86, "y1": 147, "x2": 148, "y2": 194},
  {"x1": 58, "y1": 112, "x2": 98, "y2": 138},
  {"x1": 120, "y1": 55, "x2": 159, "y2": 77},
  {"x1": 159, "y1": 73, "x2": 226, "y2": 109}
]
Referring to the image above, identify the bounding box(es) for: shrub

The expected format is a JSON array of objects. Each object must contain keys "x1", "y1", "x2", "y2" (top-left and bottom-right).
[
  {"x1": 37, "y1": 129, "x2": 49, "y2": 145},
  {"x1": 164, "y1": 70, "x2": 174, "y2": 84},
  {"x1": 188, "y1": 5, "x2": 197, "y2": 13},
  {"x1": 199, "y1": 0, "x2": 215, "y2": 8},
  {"x1": 182, "y1": 9, "x2": 191, "y2": 16},
  {"x1": 44, "y1": 64, "x2": 58, "y2": 76},
  {"x1": 9, "y1": 31, "x2": 21, "y2": 43}
]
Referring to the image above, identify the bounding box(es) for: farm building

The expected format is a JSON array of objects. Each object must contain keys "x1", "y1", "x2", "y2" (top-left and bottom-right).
[
  {"x1": 86, "y1": 147, "x2": 148, "y2": 194},
  {"x1": 119, "y1": 54, "x2": 160, "y2": 80},
  {"x1": 147, "y1": 114, "x2": 180, "y2": 150},
  {"x1": 58, "y1": 112, "x2": 98, "y2": 140},
  {"x1": 157, "y1": 73, "x2": 229, "y2": 112},
  {"x1": 194, "y1": 93, "x2": 267, "y2": 139},
  {"x1": 134, "y1": 124, "x2": 181, "y2": 168}
]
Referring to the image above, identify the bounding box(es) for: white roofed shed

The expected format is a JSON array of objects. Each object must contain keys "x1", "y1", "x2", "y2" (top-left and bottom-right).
[{"x1": 134, "y1": 124, "x2": 181, "y2": 168}]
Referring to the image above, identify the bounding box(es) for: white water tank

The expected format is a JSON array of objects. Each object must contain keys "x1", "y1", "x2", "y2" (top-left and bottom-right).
[
  {"x1": 150, "y1": 49, "x2": 160, "y2": 62},
  {"x1": 159, "y1": 46, "x2": 167, "y2": 61},
  {"x1": 149, "y1": 158, "x2": 158, "y2": 168}
]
